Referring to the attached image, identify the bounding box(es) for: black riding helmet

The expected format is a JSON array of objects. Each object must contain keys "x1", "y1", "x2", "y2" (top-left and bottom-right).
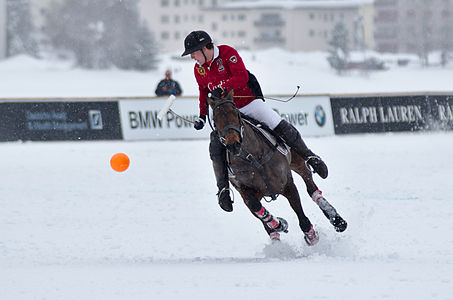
[{"x1": 181, "y1": 30, "x2": 212, "y2": 56}]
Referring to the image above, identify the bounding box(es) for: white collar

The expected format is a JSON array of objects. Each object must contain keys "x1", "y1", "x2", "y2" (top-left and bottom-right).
[{"x1": 197, "y1": 45, "x2": 219, "y2": 68}]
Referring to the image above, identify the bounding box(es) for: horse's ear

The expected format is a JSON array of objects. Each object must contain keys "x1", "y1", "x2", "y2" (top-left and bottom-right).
[
  {"x1": 206, "y1": 96, "x2": 214, "y2": 107},
  {"x1": 226, "y1": 89, "x2": 234, "y2": 100}
]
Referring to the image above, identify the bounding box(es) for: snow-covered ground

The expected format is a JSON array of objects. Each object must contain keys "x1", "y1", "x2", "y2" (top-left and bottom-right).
[
  {"x1": 0, "y1": 49, "x2": 453, "y2": 98},
  {"x1": 1, "y1": 133, "x2": 452, "y2": 299},
  {"x1": 1, "y1": 51, "x2": 453, "y2": 299}
]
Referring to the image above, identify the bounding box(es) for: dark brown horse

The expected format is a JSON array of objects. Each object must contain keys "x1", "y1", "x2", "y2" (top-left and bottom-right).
[{"x1": 207, "y1": 90, "x2": 347, "y2": 245}]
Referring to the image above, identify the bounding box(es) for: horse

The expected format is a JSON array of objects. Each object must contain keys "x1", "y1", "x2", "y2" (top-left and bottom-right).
[{"x1": 207, "y1": 90, "x2": 347, "y2": 245}]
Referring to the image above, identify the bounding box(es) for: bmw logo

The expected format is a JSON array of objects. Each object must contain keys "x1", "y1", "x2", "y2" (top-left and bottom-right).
[{"x1": 314, "y1": 105, "x2": 326, "y2": 127}]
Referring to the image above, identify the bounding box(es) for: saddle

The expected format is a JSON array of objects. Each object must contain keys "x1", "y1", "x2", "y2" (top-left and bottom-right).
[
  {"x1": 226, "y1": 114, "x2": 291, "y2": 201},
  {"x1": 241, "y1": 114, "x2": 291, "y2": 164}
]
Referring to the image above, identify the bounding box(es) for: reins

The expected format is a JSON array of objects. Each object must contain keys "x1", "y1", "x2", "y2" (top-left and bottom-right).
[
  {"x1": 207, "y1": 98, "x2": 243, "y2": 143},
  {"x1": 233, "y1": 85, "x2": 301, "y2": 103}
]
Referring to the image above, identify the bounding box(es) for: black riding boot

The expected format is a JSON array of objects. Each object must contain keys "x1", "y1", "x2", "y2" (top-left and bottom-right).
[
  {"x1": 209, "y1": 131, "x2": 233, "y2": 212},
  {"x1": 273, "y1": 120, "x2": 328, "y2": 179}
]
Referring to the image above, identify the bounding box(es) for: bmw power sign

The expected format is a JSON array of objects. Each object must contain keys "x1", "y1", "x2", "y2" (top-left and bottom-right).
[
  {"x1": 314, "y1": 105, "x2": 327, "y2": 127},
  {"x1": 269, "y1": 96, "x2": 334, "y2": 137},
  {"x1": 118, "y1": 96, "x2": 334, "y2": 141}
]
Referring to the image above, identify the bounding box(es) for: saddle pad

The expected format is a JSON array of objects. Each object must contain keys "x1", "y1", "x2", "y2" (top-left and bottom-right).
[{"x1": 244, "y1": 119, "x2": 291, "y2": 162}]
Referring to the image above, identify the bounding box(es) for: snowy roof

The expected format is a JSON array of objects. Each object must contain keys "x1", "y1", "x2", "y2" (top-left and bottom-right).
[{"x1": 221, "y1": 0, "x2": 373, "y2": 10}]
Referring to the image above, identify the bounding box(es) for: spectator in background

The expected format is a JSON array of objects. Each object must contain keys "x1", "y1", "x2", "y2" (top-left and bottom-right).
[{"x1": 155, "y1": 70, "x2": 182, "y2": 96}]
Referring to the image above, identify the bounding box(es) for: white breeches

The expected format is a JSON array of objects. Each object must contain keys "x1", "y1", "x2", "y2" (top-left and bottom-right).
[{"x1": 239, "y1": 99, "x2": 282, "y2": 130}]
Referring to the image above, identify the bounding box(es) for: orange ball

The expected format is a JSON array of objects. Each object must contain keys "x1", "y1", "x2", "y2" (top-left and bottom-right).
[{"x1": 110, "y1": 153, "x2": 130, "y2": 172}]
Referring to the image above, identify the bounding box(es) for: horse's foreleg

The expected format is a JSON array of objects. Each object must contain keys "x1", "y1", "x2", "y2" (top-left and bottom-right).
[
  {"x1": 239, "y1": 188, "x2": 288, "y2": 239},
  {"x1": 291, "y1": 152, "x2": 348, "y2": 233},
  {"x1": 239, "y1": 189, "x2": 272, "y2": 235}
]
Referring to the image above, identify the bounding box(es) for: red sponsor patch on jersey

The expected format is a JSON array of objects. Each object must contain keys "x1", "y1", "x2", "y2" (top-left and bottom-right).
[{"x1": 229, "y1": 55, "x2": 237, "y2": 63}]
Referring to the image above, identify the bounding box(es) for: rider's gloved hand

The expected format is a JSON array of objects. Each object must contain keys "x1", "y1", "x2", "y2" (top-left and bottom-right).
[
  {"x1": 194, "y1": 114, "x2": 206, "y2": 130},
  {"x1": 208, "y1": 87, "x2": 227, "y2": 100}
]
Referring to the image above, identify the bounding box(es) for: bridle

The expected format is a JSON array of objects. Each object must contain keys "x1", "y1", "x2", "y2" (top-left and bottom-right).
[{"x1": 210, "y1": 99, "x2": 244, "y2": 146}]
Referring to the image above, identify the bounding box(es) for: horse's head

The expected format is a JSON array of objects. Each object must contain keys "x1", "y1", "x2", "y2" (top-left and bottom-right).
[{"x1": 207, "y1": 89, "x2": 243, "y2": 155}]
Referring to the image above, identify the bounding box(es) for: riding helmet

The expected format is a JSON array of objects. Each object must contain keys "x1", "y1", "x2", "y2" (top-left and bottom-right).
[{"x1": 181, "y1": 30, "x2": 212, "y2": 56}]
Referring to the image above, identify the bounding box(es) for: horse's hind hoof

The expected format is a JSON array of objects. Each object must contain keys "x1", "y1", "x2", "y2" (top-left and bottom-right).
[
  {"x1": 269, "y1": 231, "x2": 281, "y2": 242},
  {"x1": 303, "y1": 224, "x2": 319, "y2": 246},
  {"x1": 332, "y1": 216, "x2": 347, "y2": 232}
]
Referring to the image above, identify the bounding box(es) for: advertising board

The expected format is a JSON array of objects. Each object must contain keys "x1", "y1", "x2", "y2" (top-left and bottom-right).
[
  {"x1": 330, "y1": 95, "x2": 431, "y2": 134},
  {"x1": 119, "y1": 96, "x2": 334, "y2": 140},
  {"x1": 428, "y1": 95, "x2": 453, "y2": 130},
  {"x1": 0, "y1": 101, "x2": 122, "y2": 141}
]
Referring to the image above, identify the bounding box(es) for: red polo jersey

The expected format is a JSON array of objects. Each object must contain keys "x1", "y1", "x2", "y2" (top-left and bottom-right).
[{"x1": 194, "y1": 45, "x2": 256, "y2": 116}]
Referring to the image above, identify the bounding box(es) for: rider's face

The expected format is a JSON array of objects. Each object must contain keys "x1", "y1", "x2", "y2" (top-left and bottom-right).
[{"x1": 190, "y1": 49, "x2": 206, "y2": 65}]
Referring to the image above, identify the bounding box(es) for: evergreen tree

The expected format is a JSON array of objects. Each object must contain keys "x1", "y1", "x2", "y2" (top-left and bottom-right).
[
  {"x1": 327, "y1": 22, "x2": 350, "y2": 75},
  {"x1": 6, "y1": 0, "x2": 39, "y2": 57},
  {"x1": 42, "y1": 0, "x2": 158, "y2": 70},
  {"x1": 130, "y1": 23, "x2": 159, "y2": 71}
]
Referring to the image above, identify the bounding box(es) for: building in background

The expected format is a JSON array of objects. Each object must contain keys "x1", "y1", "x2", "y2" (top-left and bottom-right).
[
  {"x1": 139, "y1": 0, "x2": 374, "y2": 53},
  {"x1": 0, "y1": 0, "x2": 6, "y2": 59},
  {"x1": 374, "y1": 0, "x2": 453, "y2": 54},
  {"x1": 8, "y1": 0, "x2": 374, "y2": 56}
]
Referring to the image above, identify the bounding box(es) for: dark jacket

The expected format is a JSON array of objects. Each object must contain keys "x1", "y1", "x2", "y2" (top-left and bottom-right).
[{"x1": 155, "y1": 79, "x2": 182, "y2": 96}]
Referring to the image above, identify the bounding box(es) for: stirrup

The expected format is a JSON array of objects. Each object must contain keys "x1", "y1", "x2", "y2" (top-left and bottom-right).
[
  {"x1": 217, "y1": 187, "x2": 233, "y2": 212},
  {"x1": 304, "y1": 155, "x2": 321, "y2": 172},
  {"x1": 217, "y1": 187, "x2": 233, "y2": 203},
  {"x1": 305, "y1": 155, "x2": 328, "y2": 179}
]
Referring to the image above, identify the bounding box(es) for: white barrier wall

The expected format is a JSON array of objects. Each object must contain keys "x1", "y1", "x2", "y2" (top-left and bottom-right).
[{"x1": 119, "y1": 96, "x2": 334, "y2": 140}]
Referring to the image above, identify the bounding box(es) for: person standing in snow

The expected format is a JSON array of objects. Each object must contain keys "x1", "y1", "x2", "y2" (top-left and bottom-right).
[
  {"x1": 155, "y1": 69, "x2": 182, "y2": 96},
  {"x1": 181, "y1": 30, "x2": 328, "y2": 213}
]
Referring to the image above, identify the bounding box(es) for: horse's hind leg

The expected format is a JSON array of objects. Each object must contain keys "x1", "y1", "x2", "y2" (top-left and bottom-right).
[
  {"x1": 291, "y1": 152, "x2": 347, "y2": 232},
  {"x1": 290, "y1": 150, "x2": 318, "y2": 196},
  {"x1": 239, "y1": 188, "x2": 288, "y2": 240},
  {"x1": 312, "y1": 190, "x2": 348, "y2": 232},
  {"x1": 282, "y1": 179, "x2": 312, "y2": 233},
  {"x1": 282, "y1": 179, "x2": 319, "y2": 246}
]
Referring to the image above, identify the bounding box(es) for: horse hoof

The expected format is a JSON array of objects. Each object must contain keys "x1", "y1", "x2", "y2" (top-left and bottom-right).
[
  {"x1": 332, "y1": 216, "x2": 347, "y2": 232},
  {"x1": 269, "y1": 231, "x2": 281, "y2": 242},
  {"x1": 275, "y1": 217, "x2": 289, "y2": 233},
  {"x1": 303, "y1": 225, "x2": 319, "y2": 246}
]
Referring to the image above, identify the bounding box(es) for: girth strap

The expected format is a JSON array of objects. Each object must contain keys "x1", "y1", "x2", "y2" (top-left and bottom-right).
[
  {"x1": 237, "y1": 147, "x2": 278, "y2": 201},
  {"x1": 224, "y1": 119, "x2": 281, "y2": 201}
]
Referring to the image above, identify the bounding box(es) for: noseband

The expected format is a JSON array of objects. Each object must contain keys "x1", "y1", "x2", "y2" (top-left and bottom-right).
[{"x1": 212, "y1": 99, "x2": 243, "y2": 146}]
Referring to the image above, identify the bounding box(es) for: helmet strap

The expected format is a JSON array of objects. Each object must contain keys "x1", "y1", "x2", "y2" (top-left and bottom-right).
[{"x1": 201, "y1": 48, "x2": 208, "y2": 65}]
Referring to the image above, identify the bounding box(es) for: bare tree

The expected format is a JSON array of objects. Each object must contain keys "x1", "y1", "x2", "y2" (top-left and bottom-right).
[
  {"x1": 42, "y1": 0, "x2": 158, "y2": 70},
  {"x1": 6, "y1": 0, "x2": 38, "y2": 57},
  {"x1": 327, "y1": 22, "x2": 350, "y2": 75}
]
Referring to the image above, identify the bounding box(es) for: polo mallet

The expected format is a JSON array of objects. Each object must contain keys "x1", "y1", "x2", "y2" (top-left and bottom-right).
[
  {"x1": 157, "y1": 95, "x2": 195, "y2": 124},
  {"x1": 157, "y1": 95, "x2": 177, "y2": 120}
]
